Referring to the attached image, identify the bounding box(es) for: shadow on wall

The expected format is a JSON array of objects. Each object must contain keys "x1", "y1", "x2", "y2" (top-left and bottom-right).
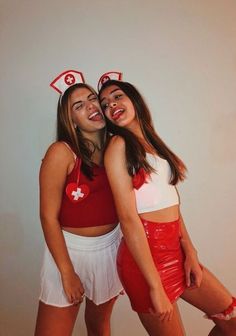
[{"x1": 0, "y1": 213, "x2": 42, "y2": 336}]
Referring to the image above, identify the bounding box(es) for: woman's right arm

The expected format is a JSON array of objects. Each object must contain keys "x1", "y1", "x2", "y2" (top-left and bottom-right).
[
  {"x1": 105, "y1": 136, "x2": 173, "y2": 321},
  {"x1": 39, "y1": 142, "x2": 84, "y2": 304}
]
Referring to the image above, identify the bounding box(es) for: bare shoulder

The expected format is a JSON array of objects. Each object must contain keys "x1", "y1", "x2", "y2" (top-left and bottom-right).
[
  {"x1": 105, "y1": 136, "x2": 127, "y2": 174},
  {"x1": 42, "y1": 141, "x2": 74, "y2": 168},
  {"x1": 106, "y1": 136, "x2": 125, "y2": 159},
  {"x1": 108, "y1": 135, "x2": 125, "y2": 148}
]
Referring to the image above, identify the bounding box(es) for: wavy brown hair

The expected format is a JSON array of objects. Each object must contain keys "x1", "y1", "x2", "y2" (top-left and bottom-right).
[
  {"x1": 57, "y1": 83, "x2": 106, "y2": 179},
  {"x1": 99, "y1": 80, "x2": 186, "y2": 185}
]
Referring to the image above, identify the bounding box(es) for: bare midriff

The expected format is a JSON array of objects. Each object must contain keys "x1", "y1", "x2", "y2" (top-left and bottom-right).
[
  {"x1": 139, "y1": 204, "x2": 179, "y2": 223},
  {"x1": 62, "y1": 223, "x2": 118, "y2": 237}
]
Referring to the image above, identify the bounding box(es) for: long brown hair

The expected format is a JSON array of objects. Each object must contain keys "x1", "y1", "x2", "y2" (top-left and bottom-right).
[
  {"x1": 57, "y1": 83, "x2": 105, "y2": 179},
  {"x1": 99, "y1": 80, "x2": 186, "y2": 184}
]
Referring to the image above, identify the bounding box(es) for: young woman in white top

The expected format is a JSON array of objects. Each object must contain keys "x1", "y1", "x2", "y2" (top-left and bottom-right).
[{"x1": 99, "y1": 79, "x2": 236, "y2": 336}]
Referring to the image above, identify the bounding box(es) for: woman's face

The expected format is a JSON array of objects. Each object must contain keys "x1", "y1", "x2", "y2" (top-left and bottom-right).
[
  {"x1": 100, "y1": 85, "x2": 137, "y2": 129},
  {"x1": 69, "y1": 87, "x2": 105, "y2": 133}
]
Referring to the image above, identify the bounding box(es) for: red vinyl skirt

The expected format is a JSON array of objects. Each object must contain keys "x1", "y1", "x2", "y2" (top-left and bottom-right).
[{"x1": 117, "y1": 218, "x2": 187, "y2": 313}]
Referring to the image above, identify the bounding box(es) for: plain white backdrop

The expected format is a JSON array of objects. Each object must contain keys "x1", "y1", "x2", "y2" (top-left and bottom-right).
[{"x1": 0, "y1": 0, "x2": 236, "y2": 335}]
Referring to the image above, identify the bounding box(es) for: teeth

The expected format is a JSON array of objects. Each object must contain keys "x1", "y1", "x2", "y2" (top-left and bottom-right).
[
  {"x1": 89, "y1": 111, "x2": 99, "y2": 119},
  {"x1": 113, "y1": 109, "x2": 124, "y2": 116}
]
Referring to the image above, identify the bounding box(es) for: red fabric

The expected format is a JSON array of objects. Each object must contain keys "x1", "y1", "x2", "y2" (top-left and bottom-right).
[
  {"x1": 132, "y1": 168, "x2": 149, "y2": 190},
  {"x1": 59, "y1": 159, "x2": 118, "y2": 228},
  {"x1": 117, "y1": 218, "x2": 186, "y2": 313}
]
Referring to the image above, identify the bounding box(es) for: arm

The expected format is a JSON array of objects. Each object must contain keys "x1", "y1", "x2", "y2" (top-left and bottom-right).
[
  {"x1": 39, "y1": 142, "x2": 84, "y2": 303},
  {"x1": 179, "y1": 212, "x2": 203, "y2": 287},
  {"x1": 179, "y1": 213, "x2": 197, "y2": 255},
  {"x1": 105, "y1": 136, "x2": 173, "y2": 319}
]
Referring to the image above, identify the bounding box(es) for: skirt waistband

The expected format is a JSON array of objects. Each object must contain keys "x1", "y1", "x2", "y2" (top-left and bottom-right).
[
  {"x1": 62, "y1": 224, "x2": 121, "y2": 251},
  {"x1": 139, "y1": 217, "x2": 180, "y2": 226},
  {"x1": 139, "y1": 217, "x2": 181, "y2": 243}
]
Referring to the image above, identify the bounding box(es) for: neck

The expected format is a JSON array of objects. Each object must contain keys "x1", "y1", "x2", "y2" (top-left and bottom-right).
[
  {"x1": 81, "y1": 129, "x2": 106, "y2": 151},
  {"x1": 126, "y1": 119, "x2": 143, "y2": 137}
]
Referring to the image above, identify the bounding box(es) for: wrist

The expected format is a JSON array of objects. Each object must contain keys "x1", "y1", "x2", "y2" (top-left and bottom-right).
[
  {"x1": 60, "y1": 265, "x2": 75, "y2": 277},
  {"x1": 184, "y1": 251, "x2": 198, "y2": 260},
  {"x1": 180, "y1": 238, "x2": 197, "y2": 254}
]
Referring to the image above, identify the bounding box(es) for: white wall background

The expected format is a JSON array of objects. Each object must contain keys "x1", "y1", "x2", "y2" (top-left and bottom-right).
[{"x1": 1, "y1": 0, "x2": 236, "y2": 335}]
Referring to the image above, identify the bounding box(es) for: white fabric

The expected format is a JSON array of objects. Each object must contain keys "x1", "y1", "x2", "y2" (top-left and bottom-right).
[
  {"x1": 204, "y1": 307, "x2": 236, "y2": 320},
  {"x1": 39, "y1": 225, "x2": 123, "y2": 307},
  {"x1": 134, "y1": 153, "x2": 179, "y2": 213}
]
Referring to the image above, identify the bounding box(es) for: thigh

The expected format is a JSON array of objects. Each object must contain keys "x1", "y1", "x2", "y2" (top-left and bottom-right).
[
  {"x1": 85, "y1": 296, "x2": 117, "y2": 324},
  {"x1": 181, "y1": 266, "x2": 233, "y2": 315},
  {"x1": 138, "y1": 303, "x2": 185, "y2": 336},
  {"x1": 34, "y1": 301, "x2": 80, "y2": 336},
  {"x1": 181, "y1": 266, "x2": 236, "y2": 332}
]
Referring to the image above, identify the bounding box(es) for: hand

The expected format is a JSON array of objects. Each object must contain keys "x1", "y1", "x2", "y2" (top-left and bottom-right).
[
  {"x1": 184, "y1": 252, "x2": 203, "y2": 288},
  {"x1": 61, "y1": 271, "x2": 85, "y2": 305},
  {"x1": 149, "y1": 287, "x2": 174, "y2": 322}
]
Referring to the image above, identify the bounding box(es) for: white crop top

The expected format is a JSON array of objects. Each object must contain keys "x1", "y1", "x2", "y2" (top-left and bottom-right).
[{"x1": 134, "y1": 153, "x2": 179, "y2": 214}]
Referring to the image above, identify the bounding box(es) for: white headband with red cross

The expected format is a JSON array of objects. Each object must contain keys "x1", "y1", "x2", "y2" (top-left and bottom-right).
[
  {"x1": 50, "y1": 70, "x2": 123, "y2": 94},
  {"x1": 97, "y1": 71, "x2": 123, "y2": 91}
]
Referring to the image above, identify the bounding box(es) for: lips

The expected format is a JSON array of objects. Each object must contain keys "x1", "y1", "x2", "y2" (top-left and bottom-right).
[
  {"x1": 88, "y1": 111, "x2": 104, "y2": 121},
  {"x1": 112, "y1": 108, "x2": 124, "y2": 121}
]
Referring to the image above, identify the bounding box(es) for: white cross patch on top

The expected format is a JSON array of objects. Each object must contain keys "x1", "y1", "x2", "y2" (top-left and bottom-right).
[
  {"x1": 66, "y1": 182, "x2": 90, "y2": 203},
  {"x1": 71, "y1": 187, "x2": 85, "y2": 201}
]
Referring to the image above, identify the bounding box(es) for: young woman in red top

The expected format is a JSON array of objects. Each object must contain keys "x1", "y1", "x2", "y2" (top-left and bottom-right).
[
  {"x1": 99, "y1": 79, "x2": 236, "y2": 336},
  {"x1": 34, "y1": 81, "x2": 123, "y2": 336}
]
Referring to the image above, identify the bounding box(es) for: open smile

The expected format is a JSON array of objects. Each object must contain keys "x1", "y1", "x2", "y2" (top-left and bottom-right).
[
  {"x1": 112, "y1": 108, "x2": 124, "y2": 120},
  {"x1": 88, "y1": 111, "x2": 104, "y2": 121}
]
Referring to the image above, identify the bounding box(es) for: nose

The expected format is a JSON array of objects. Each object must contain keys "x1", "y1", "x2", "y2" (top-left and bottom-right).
[
  {"x1": 87, "y1": 101, "x2": 95, "y2": 110},
  {"x1": 109, "y1": 100, "x2": 117, "y2": 108}
]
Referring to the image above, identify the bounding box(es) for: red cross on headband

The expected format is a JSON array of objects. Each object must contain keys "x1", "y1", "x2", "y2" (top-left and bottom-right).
[
  {"x1": 50, "y1": 70, "x2": 123, "y2": 94},
  {"x1": 50, "y1": 70, "x2": 85, "y2": 94},
  {"x1": 97, "y1": 71, "x2": 123, "y2": 91}
]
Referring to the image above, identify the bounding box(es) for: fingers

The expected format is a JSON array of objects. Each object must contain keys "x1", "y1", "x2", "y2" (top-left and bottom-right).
[
  {"x1": 167, "y1": 308, "x2": 174, "y2": 322},
  {"x1": 67, "y1": 290, "x2": 85, "y2": 305},
  {"x1": 189, "y1": 268, "x2": 203, "y2": 288},
  {"x1": 149, "y1": 307, "x2": 173, "y2": 322},
  {"x1": 158, "y1": 309, "x2": 173, "y2": 322},
  {"x1": 185, "y1": 267, "x2": 191, "y2": 287},
  {"x1": 72, "y1": 293, "x2": 85, "y2": 305},
  {"x1": 194, "y1": 270, "x2": 203, "y2": 287}
]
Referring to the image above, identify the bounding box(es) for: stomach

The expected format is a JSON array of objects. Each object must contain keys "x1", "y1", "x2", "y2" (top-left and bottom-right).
[
  {"x1": 62, "y1": 223, "x2": 118, "y2": 237},
  {"x1": 139, "y1": 204, "x2": 180, "y2": 223}
]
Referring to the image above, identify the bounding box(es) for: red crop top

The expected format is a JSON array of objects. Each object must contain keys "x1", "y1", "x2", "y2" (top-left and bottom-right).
[{"x1": 59, "y1": 158, "x2": 118, "y2": 228}]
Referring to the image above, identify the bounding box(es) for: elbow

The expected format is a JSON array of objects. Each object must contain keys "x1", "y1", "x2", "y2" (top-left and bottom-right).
[
  {"x1": 39, "y1": 211, "x2": 59, "y2": 229},
  {"x1": 39, "y1": 210, "x2": 50, "y2": 224},
  {"x1": 118, "y1": 211, "x2": 137, "y2": 224}
]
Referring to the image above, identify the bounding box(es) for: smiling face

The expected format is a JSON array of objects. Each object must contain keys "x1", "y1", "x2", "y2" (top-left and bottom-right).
[
  {"x1": 69, "y1": 87, "x2": 105, "y2": 135},
  {"x1": 100, "y1": 85, "x2": 138, "y2": 130}
]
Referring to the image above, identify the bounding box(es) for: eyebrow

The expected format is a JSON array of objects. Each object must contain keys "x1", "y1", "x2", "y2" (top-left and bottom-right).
[
  {"x1": 100, "y1": 88, "x2": 121, "y2": 103},
  {"x1": 71, "y1": 93, "x2": 96, "y2": 109}
]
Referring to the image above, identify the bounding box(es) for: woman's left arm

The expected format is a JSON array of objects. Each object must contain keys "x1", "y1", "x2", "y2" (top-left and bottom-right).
[{"x1": 179, "y1": 213, "x2": 203, "y2": 288}]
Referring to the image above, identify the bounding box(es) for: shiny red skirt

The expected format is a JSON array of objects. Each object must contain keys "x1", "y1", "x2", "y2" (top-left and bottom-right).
[{"x1": 117, "y1": 218, "x2": 187, "y2": 313}]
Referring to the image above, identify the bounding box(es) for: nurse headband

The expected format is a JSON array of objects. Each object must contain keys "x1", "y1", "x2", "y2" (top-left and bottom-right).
[
  {"x1": 50, "y1": 70, "x2": 85, "y2": 94},
  {"x1": 50, "y1": 70, "x2": 123, "y2": 95},
  {"x1": 97, "y1": 71, "x2": 123, "y2": 91}
]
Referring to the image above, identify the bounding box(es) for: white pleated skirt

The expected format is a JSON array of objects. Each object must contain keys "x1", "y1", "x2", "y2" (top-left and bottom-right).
[{"x1": 39, "y1": 225, "x2": 123, "y2": 307}]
